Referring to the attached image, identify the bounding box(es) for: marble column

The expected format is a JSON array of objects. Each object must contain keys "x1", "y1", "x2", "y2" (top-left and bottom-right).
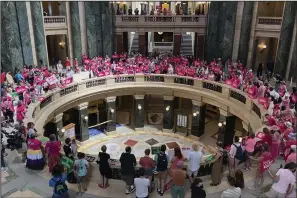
[
  {"x1": 139, "y1": 33, "x2": 147, "y2": 56},
  {"x1": 85, "y1": 1, "x2": 102, "y2": 57},
  {"x1": 134, "y1": 95, "x2": 145, "y2": 129},
  {"x1": 101, "y1": 2, "x2": 115, "y2": 56},
  {"x1": 15, "y1": 2, "x2": 34, "y2": 66},
  {"x1": 218, "y1": 109, "x2": 236, "y2": 146},
  {"x1": 237, "y1": 2, "x2": 254, "y2": 65},
  {"x1": 197, "y1": 35, "x2": 205, "y2": 59},
  {"x1": 274, "y1": 2, "x2": 297, "y2": 77},
  {"x1": 70, "y1": 1, "x2": 82, "y2": 63},
  {"x1": 116, "y1": 33, "x2": 124, "y2": 53},
  {"x1": 1, "y1": 1, "x2": 24, "y2": 72},
  {"x1": 205, "y1": 2, "x2": 237, "y2": 62},
  {"x1": 78, "y1": 2, "x2": 87, "y2": 54},
  {"x1": 30, "y1": 2, "x2": 48, "y2": 66},
  {"x1": 288, "y1": 21, "x2": 297, "y2": 80},
  {"x1": 191, "y1": 101, "x2": 206, "y2": 138},
  {"x1": 76, "y1": 102, "x2": 89, "y2": 141},
  {"x1": 163, "y1": 96, "x2": 174, "y2": 132},
  {"x1": 174, "y1": 33, "x2": 181, "y2": 56},
  {"x1": 54, "y1": 113, "x2": 63, "y2": 140},
  {"x1": 232, "y1": 2, "x2": 244, "y2": 61},
  {"x1": 106, "y1": 96, "x2": 116, "y2": 132}
]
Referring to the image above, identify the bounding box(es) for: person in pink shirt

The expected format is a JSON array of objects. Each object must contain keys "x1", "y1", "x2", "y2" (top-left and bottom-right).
[
  {"x1": 283, "y1": 122, "x2": 294, "y2": 141},
  {"x1": 257, "y1": 81, "x2": 266, "y2": 98},
  {"x1": 263, "y1": 114, "x2": 277, "y2": 126},
  {"x1": 244, "y1": 133, "x2": 257, "y2": 171},
  {"x1": 16, "y1": 101, "x2": 26, "y2": 123},
  {"x1": 44, "y1": 134, "x2": 61, "y2": 172},
  {"x1": 271, "y1": 130, "x2": 281, "y2": 159},
  {"x1": 286, "y1": 145, "x2": 296, "y2": 164}
]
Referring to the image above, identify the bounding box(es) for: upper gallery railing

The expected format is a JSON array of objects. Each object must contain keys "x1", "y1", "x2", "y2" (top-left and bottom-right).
[
  {"x1": 28, "y1": 74, "x2": 265, "y2": 133},
  {"x1": 115, "y1": 15, "x2": 207, "y2": 28},
  {"x1": 256, "y1": 17, "x2": 282, "y2": 31},
  {"x1": 43, "y1": 16, "x2": 67, "y2": 29}
]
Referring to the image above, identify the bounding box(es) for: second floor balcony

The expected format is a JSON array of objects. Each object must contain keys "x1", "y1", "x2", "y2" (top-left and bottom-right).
[
  {"x1": 43, "y1": 16, "x2": 67, "y2": 30},
  {"x1": 255, "y1": 17, "x2": 282, "y2": 31},
  {"x1": 115, "y1": 15, "x2": 207, "y2": 29}
]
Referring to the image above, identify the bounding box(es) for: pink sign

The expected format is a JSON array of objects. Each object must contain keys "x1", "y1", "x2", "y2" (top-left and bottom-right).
[
  {"x1": 256, "y1": 132, "x2": 265, "y2": 140},
  {"x1": 15, "y1": 86, "x2": 27, "y2": 94},
  {"x1": 46, "y1": 75, "x2": 58, "y2": 85},
  {"x1": 63, "y1": 78, "x2": 73, "y2": 85}
]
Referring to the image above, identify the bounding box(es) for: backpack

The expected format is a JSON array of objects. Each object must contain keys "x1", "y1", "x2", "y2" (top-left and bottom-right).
[
  {"x1": 221, "y1": 150, "x2": 229, "y2": 165},
  {"x1": 53, "y1": 177, "x2": 68, "y2": 195},
  {"x1": 157, "y1": 152, "x2": 168, "y2": 172},
  {"x1": 77, "y1": 160, "x2": 87, "y2": 177},
  {"x1": 233, "y1": 144, "x2": 243, "y2": 161}
]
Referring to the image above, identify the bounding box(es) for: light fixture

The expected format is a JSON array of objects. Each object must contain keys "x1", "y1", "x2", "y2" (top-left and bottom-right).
[
  {"x1": 165, "y1": 106, "x2": 170, "y2": 111},
  {"x1": 131, "y1": 32, "x2": 135, "y2": 35},
  {"x1": 218, "y1": 122, "x2": 223, "y2": 127},
  {"x1": 223, "y1": 121, "x2": 226, "y2": 126},
  {"x1": 82, "y1": 115, "x2": 88, "y2": 125},
  {"x1": 61, "y1": 128, "x2": 65, "y2": 133},
  {"x1": 258, "y1": 44, "x2": 267, "y2": 53},
  {"x1": 193, "y1": 111, "x2": 200, "y2": 116},
  {"x1": 59, "y1": 41, "x2": 65, "y2": 49},
  {"x1": 186, "y1": 32, "x2": 191, "y2": 35},
  {"x1": 84, "y1": 116, "x2": 88, "y2": 121},
  {"x1": 57, "y1": 128, "x2": 59, "y2": 132},
  {"x1": 110, "y1": 108, "x2": 115, "y2": 113},
  {"x1": 158, "y1": 32, "x2": 163, "y2": 35},
  {"x1": 138, "y1": 104, "x2": 142, "y2": 110}
]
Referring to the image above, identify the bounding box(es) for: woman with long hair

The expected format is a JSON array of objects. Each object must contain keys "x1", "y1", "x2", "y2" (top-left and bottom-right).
[
  {"x1": 45, "y1": 134, "x2": 61, "y2": 172},
  {"x1": 170, "y1": 147, "x2": 184, "y2": 169},
  {"x1": 234, "y1": 169, "x2": 245, "y2": 189},
  {"x1": 210, "y1": 141, "x2": 224, "y2": 186}
]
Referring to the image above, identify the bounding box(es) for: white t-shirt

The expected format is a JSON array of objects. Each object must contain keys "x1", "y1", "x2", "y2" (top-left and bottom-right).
[
  {"x1": 272, "y1": 169, "x2": 296, "y2": 194},
  {"x1": 134, "y1": 177, "x2": 150, "y2": 198},
  {"x1": 229, "y1": 142, "x2": 241, "y2": 159},
  {"x1": 188, "y1": 150, "x2": 203, "y2": 171}
]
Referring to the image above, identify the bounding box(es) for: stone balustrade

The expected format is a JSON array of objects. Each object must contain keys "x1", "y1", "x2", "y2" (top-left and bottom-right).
[
  {"x1": 115, "y1": 15, "x2": 207, "y2": 33},
  {"x1": 43, "y1": 16, "x2": 67, "y2": 29},
  {"x1": 255, "y1": 17, "x2": 282, "y2": 32},
  {"x1": 26, "y1": 74, "x2": 266, "y2": 135}
]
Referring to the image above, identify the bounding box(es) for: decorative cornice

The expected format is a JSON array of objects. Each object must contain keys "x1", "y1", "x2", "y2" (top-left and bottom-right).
[
  {"x1": 77, "y1": 102, "x2": 89, "y2": 110},
  {"x1": 163, "y1": 96, "x2": 174, "y2": 101},
  {"x1": 134, "y1": 95, "x2": 145, "y2": 100}
]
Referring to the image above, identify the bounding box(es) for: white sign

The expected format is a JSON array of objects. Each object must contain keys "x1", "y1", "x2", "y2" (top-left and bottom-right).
[{"x1": 65, "y1": 127, "x2": 75, "y2": 140}]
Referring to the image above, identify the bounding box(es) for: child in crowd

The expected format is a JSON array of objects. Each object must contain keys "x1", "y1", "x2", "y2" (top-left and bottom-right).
[{"x1": 74, "y1": 152, "x2": 89, "y2": 196}]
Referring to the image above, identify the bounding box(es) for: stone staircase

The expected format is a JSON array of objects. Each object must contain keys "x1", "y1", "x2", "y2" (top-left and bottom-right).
[
  {"x1": 130, "y1": 32, "x2": 139, "y2": 54},
  {"x1": 180, "y1": 32, "x2": 193, "y2": 56}
]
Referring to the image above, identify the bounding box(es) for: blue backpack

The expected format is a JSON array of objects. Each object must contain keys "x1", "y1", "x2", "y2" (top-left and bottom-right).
[
  {"x1": 77, "y1": 160, "x2": 87, "y2": 177},
  {"x1": 53, "y1": 177, "x2": 68, "y2": 195},
  {"x1": 233, "y1": 144, "x2": 243, "y2": 161}
]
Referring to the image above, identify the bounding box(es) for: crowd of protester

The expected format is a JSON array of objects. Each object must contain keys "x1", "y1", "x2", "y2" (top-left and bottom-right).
[{"x1": 1, "y1": 52, "x2": 296, "y2": 198}]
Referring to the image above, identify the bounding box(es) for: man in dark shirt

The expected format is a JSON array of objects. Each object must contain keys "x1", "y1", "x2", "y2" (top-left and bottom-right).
[{"x1": 120, "y1": 146, "x2": 136, "y2": 194}]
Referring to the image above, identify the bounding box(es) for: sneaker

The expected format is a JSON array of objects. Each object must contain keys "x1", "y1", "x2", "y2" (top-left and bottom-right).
[
  {"x1": 1, "y1": 167, "x2": 7, "y2": 172},
  {"x1": 125, "y1": 189, "x2": 129, "y2": 195},
  {"x1": 160, "y1": 191, "x2": 164, "y2": 196},
  {"x1": 129, "y1": 185, "x2": 135, "y2": 193}
]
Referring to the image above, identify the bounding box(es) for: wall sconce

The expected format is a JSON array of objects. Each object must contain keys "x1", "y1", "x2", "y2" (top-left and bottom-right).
[
  {"x1": 165, "y1": 105, "x2": 170, "y2": 111},
  {"x1": 223, "y1": 121, "x2": 226, "y2": 126},
  {"x1": 61, "y1": 128, "x2": 65, "y2": 133},
  {"x1": 158, "y1": 32, "x2": 163, "y2": 35},
  {"x1": 193, "y1": 111, "x2": 200, "y2": 117},
  {"x1": 186, "y1": 32, "x2": 191, "y2": 35},
  {"x1": 258, "y1": 44, "x2": 267, "y2": 53},
  {"x1": 138, "y1": 104, "x2": 142, "y2": 110},
  {"x1": 59, "y1": 41, "x2": 65, "y2": 49},
  {"x1": 218, "y1": 122, "x2": 223, "y2": 127},
  {"x1": 131, "y1": 32, "x2": 135, "y2": 35},
  {"x1": 110, "y1": 108, "x2": 115, "y2": 113},
  {"x1": 82, "y1": 115, "x2": 88, "y2": 125}
]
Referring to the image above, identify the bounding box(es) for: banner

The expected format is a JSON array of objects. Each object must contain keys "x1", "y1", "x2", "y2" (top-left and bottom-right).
[
  {"x1": 46, "y1": 75, "x2": 58, "y2": 85},
  {"x1": 62, "y1": 78, "x2": 73, "y2": 85},
  {"x1": 15, "y1": 86, "x2": 27, "y2": 94}
]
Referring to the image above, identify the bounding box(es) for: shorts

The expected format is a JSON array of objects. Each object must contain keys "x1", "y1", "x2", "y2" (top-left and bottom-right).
[
  {"x1": 157, "y1": 170, "x2": 167, "y2": 180},
  {"x1": 144, "y1": 168, "x2": 153, "y2": 176},
  {"x1": 122, "y1": 175, "x2": 134, "y2": 186},
  {"x1": 76, "y1": 175, "x2": 86, "y2": 183},
  {"x1": 187, "y1": 167, "x2": 199, "y2": 178},
  {"x1": 266, "y1": 188, "x2": 286, "y2": 198}
]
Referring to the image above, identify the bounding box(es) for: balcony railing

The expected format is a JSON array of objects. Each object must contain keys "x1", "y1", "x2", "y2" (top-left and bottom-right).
[
  {"x1": 43, "y1": 16, "x2": 67, "y2": 29},
  {"x1": 115, "y1": 15, "x2": 207, "y2": 29},
  {"x1": 255, "y1": 17, "x2": 282, "y2": 32}
]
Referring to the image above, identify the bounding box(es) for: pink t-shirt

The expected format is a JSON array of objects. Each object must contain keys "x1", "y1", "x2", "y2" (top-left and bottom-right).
[
  {"x1": 286, "y1": 153, "x2": 296, "y2": 164},
  {"x1": 28, "y1": 139, "x2": 42, "y2": 150},
  {"x1": 45, "y1": 141, "x2": 61, "y2": 157},
  {"x1": 245, "y1": 138, "x2": 257, "y2": 153}
]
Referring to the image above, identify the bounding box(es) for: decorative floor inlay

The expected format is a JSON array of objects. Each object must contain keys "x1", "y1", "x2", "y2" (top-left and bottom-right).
[
  {"x1": 124, "y1": 139, "x2": 138, "y2": 147},
  {"x1": 166, "y1": 142, "x2": 179, "y2": 149},
  {"x1": 145, "y1": 138, "x2": 159, "y2": 146}
]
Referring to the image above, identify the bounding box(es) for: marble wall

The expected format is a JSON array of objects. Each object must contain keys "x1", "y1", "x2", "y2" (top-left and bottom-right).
[
  {"x1": 85, "y1": 2, "x2": 115, "y2": 57},
  {"x1": 1, "y1": 2, "x2": 24, "y2": 72},
  {"x1": 289, "y1": 25, "x2": 297, "y2": 80},
  {"x1": 206, "y1": 2, "x2": 238, "y2": 62},
  {"x1": 274, "y1": 2, "x2": 297, "y2": 77},
  {"x1": 30, "y1": 2, "x2": 48, "y2": 66},
  {"x1": 237, "y1": 2, "x2": 254, "y2": 66},
  {"x1": 15, "y1": 2, "x2": 34, "y2": 66},
  {"x1": 70, "y1": 1, "x2": 82, "y2": 62}
]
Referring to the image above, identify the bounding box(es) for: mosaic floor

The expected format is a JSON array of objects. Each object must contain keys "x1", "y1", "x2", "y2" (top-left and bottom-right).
[{"x1": 79, "y1": 132, "x2": 211, "y2": 161}]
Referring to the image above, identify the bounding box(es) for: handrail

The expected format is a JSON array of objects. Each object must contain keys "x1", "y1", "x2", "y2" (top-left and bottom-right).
[
  {"x1": 88, "y1": 120, "x2": 113, "y2": 129},
  {"x1": 25, "y1": 74, "x2": 266, "y2": 134}
]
